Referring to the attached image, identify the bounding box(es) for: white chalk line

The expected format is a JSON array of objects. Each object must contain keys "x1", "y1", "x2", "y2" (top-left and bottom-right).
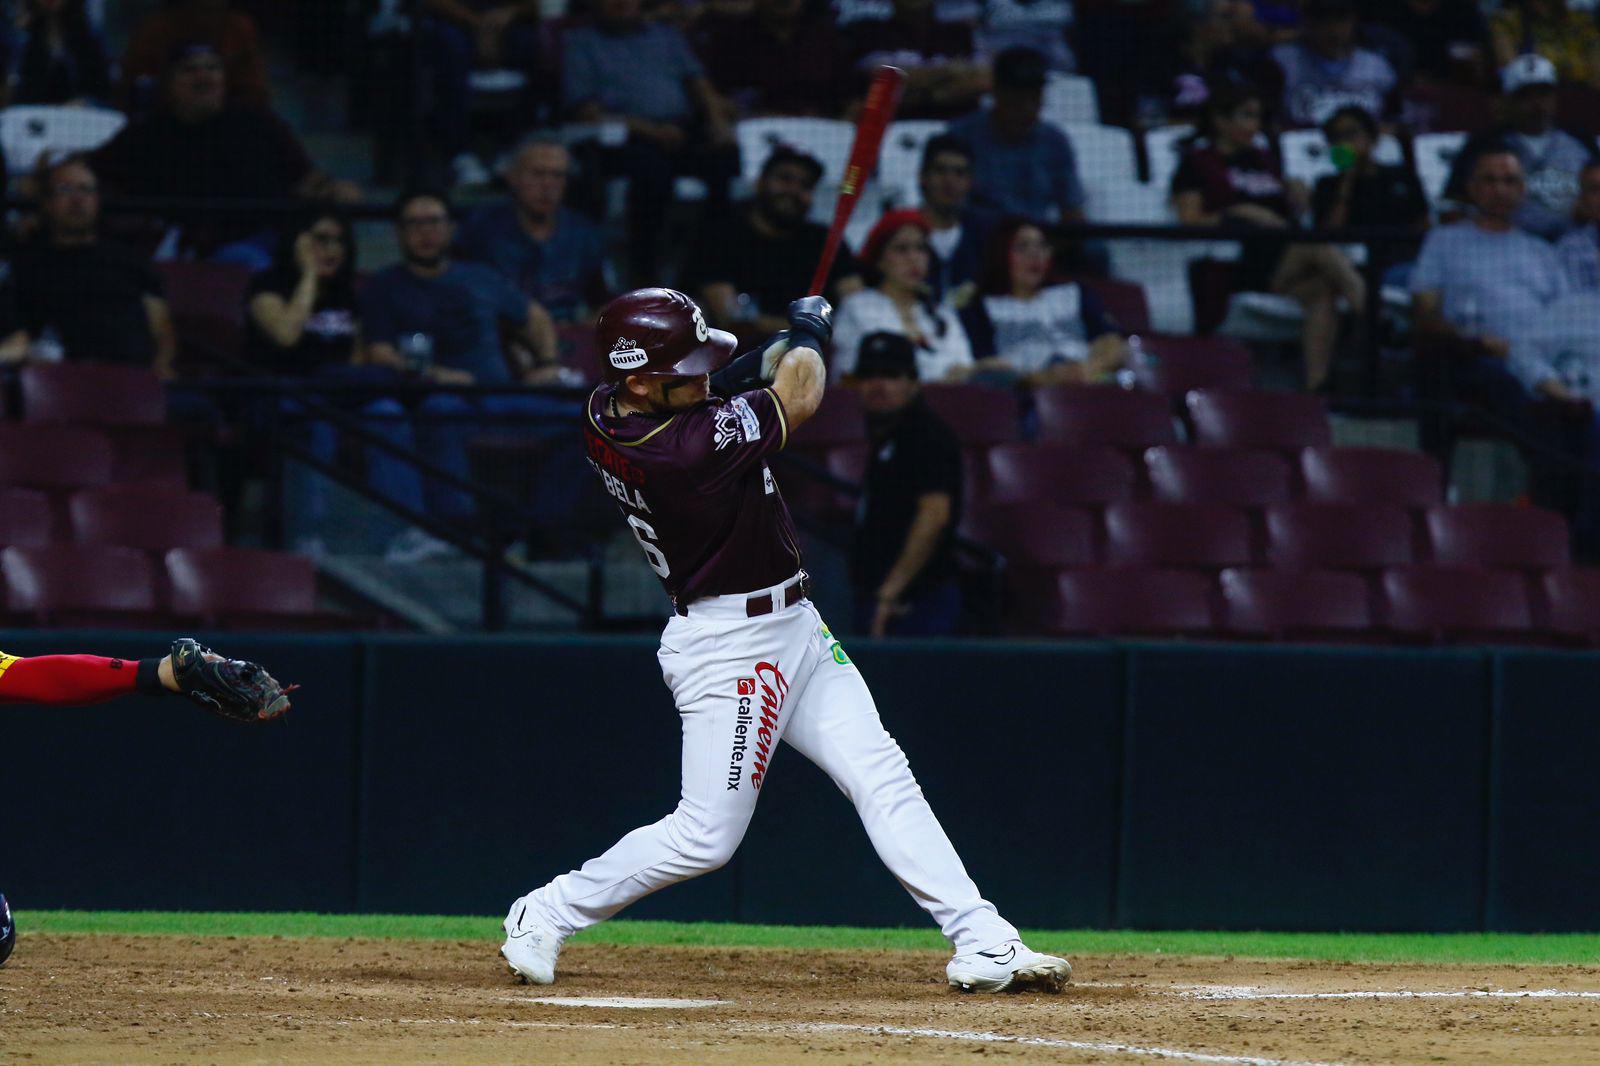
[
  {"x1": 524, "y1": 996, "x2": 731, "y2": 1009},
  {"x1": 770, "y1": 1022, "x2": 1348, "y2": 1066},
  {"x1": 1179, "y1": 985, "x2": 1600, "y2": 1002}
]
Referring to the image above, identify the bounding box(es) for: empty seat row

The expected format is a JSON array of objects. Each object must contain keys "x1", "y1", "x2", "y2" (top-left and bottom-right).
[
  {"x1": 0, "y1": 545, "x2": 347, "y2": 631},
  {"x1": 0, "y1": 362, "x2": 169, "y2": 427},
  {"x1": 0, "y1": 425, "x2": 187, "y2": 491},
  {"x1": 962, "y1": 501, "x2": 1570, "y2": 574},
  {"x1": 1039, "y1": 565, "x2": 1600, "y2": 647},
  {"x1": 1, "y1": 486, "x2": 222, "y2": 552}
]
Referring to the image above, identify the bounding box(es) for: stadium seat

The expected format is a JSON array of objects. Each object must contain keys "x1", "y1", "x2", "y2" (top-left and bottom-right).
[
  {"x1": 1300, "y1": 447, "x2": 1445, "y2": 510},
  {"x1": 0, "y1": 425, "x2": 114, "y2": 491},
  {"x1": 1541, "y1": 568, "x2": 1600, "y2": 645},
  {"x1": 0, "y1": 105, "x2": 125, "y2": 175},
  {"x1": 1046, "y1": 567, "x2": 1216, "y2": 637},
  {"x1": 1142, "y1": 123, "x2": 1194, "y2": 195},
  {"x1": 1103, "y1": 501, "x2": 1252, "y2": 570},
  {"x1": 1061, "y1": 122, "x2": 1142, "y2": 222},
  {"x1": 1266, "y1": 503, "x2": 1416, "y2": 572},
  {"x1": 1043, "y1": 72, "x2": 1099, "y2": 126},
  {"x1": 165, "y1": 547, "x2": 337, "y2": 631},
  {"x1": 20, "y1": 363, "x2": 167, "y2": 427},
  {"x1": 109, "y1": 427, "x2": 189, "y2": 488},
  {"x1": 157, "y1": 261, "x2": 252, "y2": 367},
  {"x1": 1186, "y1": 389, "x2": 1332, "y2": 452},
  {"x1": 2, "y1": 544, "x2": 172, "y2": 628},
  {"x1": 1425, "y1": 504, "x2": 1571, "y2": 571},
  {"x1": 1144, "y1": 446, "x2": 1292, "y2": 507},
  {"x1": 984, "y1": 444, "x2": 1137, "y2": 508},
  {"x1": 1381, "y1": 564, "x2": 1534, "y2": 644},
  {"x1": 920, "y1": 384, "x2": 1020, "y2": 445},
  {"x1": 1132, "y1": 336, "x2": 1254, "y2": 398},
  {"x1": 1074, "y1": 276, "x2": 1152, "y2": 335},
  {"x1": 961, "y1": 502, "x2": 1097, "y2": 632},
  {"x1": 1413, "y1": 131, "x2": 1468, "y2": 207},
  {"x1": 69, "y1": 487, "x2": 224, "y2": 552},
  {"x1": 1034, "y1": 386, "x2": 1179, "y2": 451},
  {"x1": 1219, "y1": 567, "x2": 1374, "y2": 642},
  {"x1": 789, "y1": 388, "x2": 865, "y2": 448},
  {"x1": 875, "y1": 119, "x2": 947, "y2": 208},
  {"x1": 0, "y1": 488, "x2": 56, "y2": 547},
  {"x1": 1402, "y1": 83, "x2": 1495, "y2": 136},
  {"x1": 774, "y1": 443, "x2": 862, "y2": 526}
]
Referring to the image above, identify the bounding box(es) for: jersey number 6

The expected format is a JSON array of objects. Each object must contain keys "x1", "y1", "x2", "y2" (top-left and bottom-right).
[{"x1": 627, "y1": 514, "x2": 672, "y2": 578}]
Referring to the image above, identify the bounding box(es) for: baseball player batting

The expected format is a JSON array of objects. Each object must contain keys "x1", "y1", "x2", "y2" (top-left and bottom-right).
[{"x1": 500, "y1": 288, "x2": 1071, "y2": 993}]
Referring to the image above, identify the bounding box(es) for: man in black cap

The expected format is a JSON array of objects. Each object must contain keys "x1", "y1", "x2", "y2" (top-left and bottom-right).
[
  {"x1": 947, "y1": 45, "x2": 1085, "y2": 225},
  {"x1": 851, "y1": 331, "x2": 964, "y2": 637},
  {"x1": 682, "y1": 145, "x2": 862, "y2": 338}
]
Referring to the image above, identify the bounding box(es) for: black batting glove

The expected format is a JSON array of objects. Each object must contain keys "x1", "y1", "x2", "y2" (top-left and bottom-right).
[{"x1": 786, "y1": 296, "x2": 833, "y2": 355}]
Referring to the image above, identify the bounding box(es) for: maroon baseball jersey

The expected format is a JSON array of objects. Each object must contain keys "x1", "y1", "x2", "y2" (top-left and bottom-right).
[{"x1": 584, "y1": 385, "x2": 803, "y2": 607}]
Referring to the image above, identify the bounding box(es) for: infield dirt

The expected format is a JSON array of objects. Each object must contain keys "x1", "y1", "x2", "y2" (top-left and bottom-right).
[{"x1": 4, "y1": 934, "x2": 1600, "y2": 1064}]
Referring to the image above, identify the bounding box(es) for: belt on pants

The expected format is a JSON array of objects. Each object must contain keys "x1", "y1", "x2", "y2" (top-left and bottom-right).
[{"x1": 675, "y1": 574, "x2": 809, "y2": 619}]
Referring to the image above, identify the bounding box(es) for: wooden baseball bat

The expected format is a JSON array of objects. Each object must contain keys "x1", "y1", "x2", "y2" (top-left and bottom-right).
[{"x1": 807, "y1": 65, "x2": 906, "y2": 298}]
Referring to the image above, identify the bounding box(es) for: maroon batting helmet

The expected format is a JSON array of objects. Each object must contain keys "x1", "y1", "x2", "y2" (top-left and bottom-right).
[{"x1": 596, "y1": 288, "x2": 737, "y2": 386}]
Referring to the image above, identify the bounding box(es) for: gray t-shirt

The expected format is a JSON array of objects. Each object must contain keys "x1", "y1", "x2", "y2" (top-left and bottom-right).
[
  {"x1": 1270, "y1": 42, "x2": 1397, "y2": 127},
  {"x1": 1409, "y1": 220, "x2": 1567, "y2": 338},
  {"x1": 562, "y1": 21, "x2": 703, "y2": 123},
  {"x1": 1509, "y1": 130, "x2": 1594, "y2": 241},
  {"x1": 1509, "y1": 291, "x2": 1600, "y2": 400},
  {"x1": 1556, "y1": 223, "x2": 1600, "y2": 292}
]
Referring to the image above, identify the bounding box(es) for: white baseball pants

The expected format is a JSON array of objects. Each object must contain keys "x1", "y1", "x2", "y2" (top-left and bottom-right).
[{"x1": 522, "y1": 580, "x2": 1019, "y2": 953}]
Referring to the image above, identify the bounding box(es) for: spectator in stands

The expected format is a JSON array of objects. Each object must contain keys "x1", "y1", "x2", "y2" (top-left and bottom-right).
[
  {"x1": 1412, "y1": 150, "x2": 1567, "y2": 362},
  {"x1": 1313, "y1": 105, "x2": 1429, "y2": 277},
  {"x1": 13, "y1": 157, "x2": 176, "y2": 376},
  {"x1": 1556, "y1": 161, "x2": 1600, "y2": 290},
  {"x1": 90, "y1": 42, "x2": 361, "y2": 267},
  {"x1": 1490, "y1": 0, "x2": 1600, "y2": 89},
  {"x1": 850, "y1": 331, "x2": 963, "y2": 637},
  {"x1": 1364, "y1": 0, "x2": 1489, "y2": 87},
  {"x1": 1445, "y1": 54, "x2": 1599, "y2": 242},
  {"x1": 845, "y1": 0, "x2": 987, "y2": 120},
  {"x1": 700, "y1": 0, "x2": 844, "y2": 118},
  {"x1": 948, "y1": 45, "x2": 1084, "y2": 225},
  {"x1": 830, "y1": 209, "x2": 974, "y2": 382},
  {"x1": 120, "y1": 0, "x2": 268, "y2": 112},
  {"x1": 1163, "y1": 2, "x2": 1279, "y2": 124},
  {"x1": 10, "y1": 0, "x2": 111, "y2": 105},
  {"x1": 1172, "y1": 85, "x2": 1365, "y2": 390},
  {"x1": 682, "y1": 145, "x2": 862, "y2": 338},
  {"x1": 248, "y1": 213, "x2": 428, "y2": 557},
  {"x1": 419, "y1": 1, "x2": 542, "y2": 189},
  {"x1": 457, "y1": 138, "x2": 612, "y2": 325},
  {"x1": 562, "y1": 0, "x2": 738, "y2": 283},
  {"x1": 362, "y1": 191, "x2": 573, "y2": 544},
  {"x1": 959, "y1": 219, "x2": 1126, "y2": 386},
  {"x1": 917, "y1": 134, "x2": 996, "y2": 300},
  {"x1": 978, "y1": 0, "x2": 1073, "y2": 73},
  {"x1": 1271, "y1": 0, "x2": 1397, "y2": 128}
]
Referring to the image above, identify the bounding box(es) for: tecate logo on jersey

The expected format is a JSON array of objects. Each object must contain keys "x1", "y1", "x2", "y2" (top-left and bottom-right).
[
  {"x1": 609, "y1": 336, "x2": 648, "y2": 370},
  {"x1": 749, "y1": 661, "x2": 789, "y2": 791}
]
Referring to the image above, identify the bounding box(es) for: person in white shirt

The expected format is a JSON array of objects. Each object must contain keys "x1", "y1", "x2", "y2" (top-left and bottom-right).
[
  {"x1": 1555, "y1": 161, "x2": 1600, "y2": 292},
  {"x1": 830, "y1": 209, "x2": 975, "y2": 383}
]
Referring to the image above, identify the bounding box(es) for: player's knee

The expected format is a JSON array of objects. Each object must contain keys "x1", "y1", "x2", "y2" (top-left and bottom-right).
[{"x1": 673, "y1": 820, "x2": 743, "y2": 873}]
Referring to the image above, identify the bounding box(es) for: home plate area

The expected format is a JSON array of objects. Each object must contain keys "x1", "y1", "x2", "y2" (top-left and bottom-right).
[{"x1": 7, "y1": 935, "x2": 1600, "y2": 1063}]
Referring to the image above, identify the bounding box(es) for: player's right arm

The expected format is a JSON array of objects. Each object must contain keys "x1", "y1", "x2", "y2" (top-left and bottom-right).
[{"x1": 771, "y1": 344, "x2": 825, "y2": 429}]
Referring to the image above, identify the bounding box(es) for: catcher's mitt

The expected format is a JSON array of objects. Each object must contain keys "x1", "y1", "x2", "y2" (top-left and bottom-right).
[{"x1": 170, "y1": 638, "x2": 297, "y2": 723}]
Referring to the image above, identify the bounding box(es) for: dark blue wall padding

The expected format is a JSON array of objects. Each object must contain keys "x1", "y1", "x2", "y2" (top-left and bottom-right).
[
  {"x1": 0, "y1": 632, "x2": 362, "y2": 912},
  {"x1": 1488, "y1": 651, "x2": 1600, "y2": 932},
  {"x1": 1117, "y1": 644, "x2": 1490, "y2": 931},
  {"x1": 735, "y1": 641, "x2": 1121, "y2": 929}
]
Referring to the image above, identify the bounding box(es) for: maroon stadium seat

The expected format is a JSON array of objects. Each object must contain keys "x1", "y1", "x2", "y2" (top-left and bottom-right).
[
  {"x1": 20, "y1": 363, "x2": 167, "y2": 427},
  {"x1": 775, "y1": 443, "x2": 863, "y2": 526},
  {"x1": 166, "y1": 547, "x2": 338, "y2": 630},
  {"x1": 2, "y1": 544, "x2": 172, "y2": 628},
  {"x1": 1071, "y1": 275, "x2": 1152, "y2": 335},
  {"x1": 1145, "y1": 446, "x2": 1292, "y2": 507},
  {"x1": 1104, "y1": 501, "x2": 1252, "y2": 569},
  {"x1": 984, "y1": 444, "x2": 1137, "y2": 508},
  {"x1": 920, "y1": 384, "x2": 1020, "y2": 445},
  {"x1": 108, "y1": 427, "x2": 189, "y2": 488},
  {"x1": 1266, "y1": 503, "x2": 1416, "y2": 571},
  {"x1": 1186, "y1": 389, "x2": 1332, "y2": 452},
  {"x1": 70, "y1": 487, "x2": 224, "y2": 552},
  {"x1": 0, "y1": 488, "x2": 56, "y2": 546},
  {"x1": 961, "y1": 502, "x2": 1097, "y2": 631},
  {"x1": 1034, "y1": 386, "x2": 1178, "y2": 451},
  {"x1": 1402, "y1": 82, "x2": 1496, "y2": 134},
  {"x1": 1381, "y1": 565, "x2": 1534, "y2": 644},
  {"x1": 1300, "y1": 447, "x2": 1444, "y2": 509},
  {"x1": 157, "y1": 261, "x2": 251, "y2": 367},
  {"x1": 1541, "y1": 569, "x2": 1600, "y2": 645},
  {"x1": 1132, "y1": 336, "x2": 1254, "y2": 398},
  {"x1": 1219, "y1": 567, "x2": 1374, "y2": 642},
  {"x1": 1047, "y1": 568, "x2": 1216, "y2": 637},
  {"x1": 0, "y1": 425, "x2": 114, "y2": 490},
  {"x1": 1424, "y1": 504, "x2": 1571, "y2": 571},
  {"x1": 789, "y1": 388, "x2": 864, "y2": 449}
]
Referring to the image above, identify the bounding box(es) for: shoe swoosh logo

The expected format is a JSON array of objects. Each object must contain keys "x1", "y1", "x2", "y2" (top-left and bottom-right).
[{"x1": 976, "y1": 945, "x2": 1017, "y2": 965}]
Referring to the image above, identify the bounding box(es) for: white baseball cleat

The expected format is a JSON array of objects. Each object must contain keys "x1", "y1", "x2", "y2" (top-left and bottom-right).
[
  {"x1": 501, "y1": 898, "x2": 563, "y2": 985},
  {"x1": 946, "y1": 940, "x2": 1073, "y2": 993}
]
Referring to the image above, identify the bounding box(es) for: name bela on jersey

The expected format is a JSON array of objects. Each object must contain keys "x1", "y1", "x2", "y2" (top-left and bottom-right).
[{"x1": 586, "y1": 433, "x2": 652, "y2": 511}]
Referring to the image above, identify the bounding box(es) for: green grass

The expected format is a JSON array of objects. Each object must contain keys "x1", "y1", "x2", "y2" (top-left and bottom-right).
[{"x1": 13, "y1": 911, "x2": 1600, "y2": 965}]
